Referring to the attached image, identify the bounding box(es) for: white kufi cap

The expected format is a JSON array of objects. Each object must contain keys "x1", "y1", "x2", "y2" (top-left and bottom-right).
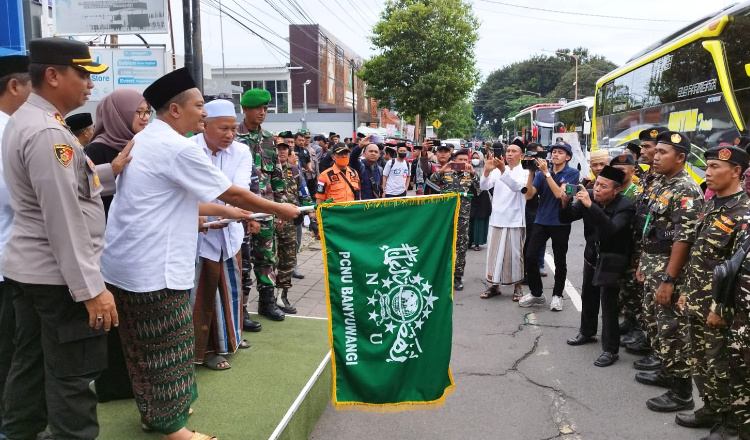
[{"x1": 204, "y1": 99, "x2": 236, "y2": 118}]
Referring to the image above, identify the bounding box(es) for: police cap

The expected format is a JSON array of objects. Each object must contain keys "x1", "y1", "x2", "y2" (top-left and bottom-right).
[
  {"x1": 29, "y1": 38, "x2": 108, "y2": 74},
  {"x1": 332, "y1": 142, "x2": 350, "y2": 155}
]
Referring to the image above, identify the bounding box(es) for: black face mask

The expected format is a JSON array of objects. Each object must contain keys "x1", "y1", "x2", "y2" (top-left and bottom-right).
[{"x1": 398, "y1": 152, "x2": 407, "y2": 159}]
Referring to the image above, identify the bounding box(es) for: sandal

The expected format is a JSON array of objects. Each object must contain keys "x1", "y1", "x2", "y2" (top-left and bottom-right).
[
  {"x1": 142, "y1": 408, "x2": 193, "y2": 432},
  {"x1": 512, "y1": 288, "x2": 523, "y2": 302},
  {"x1": 474, "y1": 245, "x2": 481, "y2": 251},
  {"x1": 190, "y1": 433, "x2": 217, "y2": 440},
  {"x1": 480, "y1": 288, "x2": 501, "y2": 299},
  {"x1": 203, "y1": 355, "x2": 231, "y2": 370},
  {"x1": 238, "y1": 339, "x2": 251, "y2": 349}
]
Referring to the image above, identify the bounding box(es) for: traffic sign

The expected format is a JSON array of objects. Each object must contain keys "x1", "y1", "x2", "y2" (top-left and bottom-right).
[{"x1": 433, "y1": 119, "x2": 442, "y2": 129}]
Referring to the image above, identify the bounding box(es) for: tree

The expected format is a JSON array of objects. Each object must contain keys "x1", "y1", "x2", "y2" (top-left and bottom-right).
[
  {"x1": 359, "y1": 0, "x2": 480, "y2": 140},
  {"x1": 430, "y1": 100, "x2": 475, "y2": 139}
]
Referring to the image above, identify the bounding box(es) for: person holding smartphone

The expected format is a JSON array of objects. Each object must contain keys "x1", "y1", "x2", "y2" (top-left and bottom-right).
[
  {"x1": 429, "y1": 149, "x2": 479, "y2": 291},
  {"x1": 382, "y1": 143, "x2": 411, "y2": 197}
]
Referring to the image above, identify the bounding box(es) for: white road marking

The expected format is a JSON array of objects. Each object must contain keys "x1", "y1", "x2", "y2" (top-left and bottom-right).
[{"x1": 543, "y1": 253, "x2": 582, "y2": 312}]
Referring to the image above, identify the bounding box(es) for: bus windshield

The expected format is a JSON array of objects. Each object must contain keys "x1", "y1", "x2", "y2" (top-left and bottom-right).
[{"x1": 536, "y1": 108, "x2": 556, "y2": 124}]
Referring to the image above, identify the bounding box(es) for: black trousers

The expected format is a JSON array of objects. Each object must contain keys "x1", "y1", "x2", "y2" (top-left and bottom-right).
[
  {"x1": 525, "y1": 224, "x2": 571, "y2": 298},
  {"x1": 0, "y1": 282, "x2": 13, "y2": 434},
  {"x1": 580, "y1": 263, "x2": 620, "y2": 353},
  {"x1": 2, "y1": 280, "x2": 107, "y2": 440}
]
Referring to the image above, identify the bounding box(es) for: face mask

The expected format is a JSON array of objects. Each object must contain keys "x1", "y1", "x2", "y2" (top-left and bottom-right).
[
  {"x1": 335, "y1": 157, "x2": 349, "y2": 167},
  {"x1": 471, "y1": 159, "x2": 481, "y2": 166},
  {"x1": 398, "y1": 152, "x2": 407, "y2": 159}
]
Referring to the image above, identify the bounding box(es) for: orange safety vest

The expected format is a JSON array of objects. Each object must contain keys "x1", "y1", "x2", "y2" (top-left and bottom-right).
[{"x1": 316, "y1": 166, "x2": 360, "y2": 202}]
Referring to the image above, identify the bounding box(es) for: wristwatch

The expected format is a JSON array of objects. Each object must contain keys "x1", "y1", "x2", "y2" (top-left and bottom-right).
[
  {"x1": 660, "y1": 272, "x2": 677, "y2": 284},
  {"x1": 544, "y1": 172, "x2": 551, "y2": 178}
]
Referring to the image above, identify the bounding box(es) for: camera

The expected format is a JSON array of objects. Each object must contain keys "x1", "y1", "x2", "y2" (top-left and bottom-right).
[
  {"x1": 521, "y1": 157, "x2": 538, "y2": 171},
  {"x1": 432, "y1": 139, "x2": 442, "y2": 148}
]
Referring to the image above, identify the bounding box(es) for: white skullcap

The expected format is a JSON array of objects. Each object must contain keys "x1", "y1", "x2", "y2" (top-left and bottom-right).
[{"x1": 204, "y1": 99, "x2": 236, "y2": 118}]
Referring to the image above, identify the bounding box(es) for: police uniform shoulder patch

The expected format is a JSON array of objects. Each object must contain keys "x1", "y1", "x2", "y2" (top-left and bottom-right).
[{"x1": 54, "y1": 144, "x2": 74, "y2": 167}]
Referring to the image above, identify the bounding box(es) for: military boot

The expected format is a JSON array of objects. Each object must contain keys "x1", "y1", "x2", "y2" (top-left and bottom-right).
[
  {"x1": 258, "y1": 287, "x2": 285, "y2": 321},
  {"x1": 635, "y1": 369, "x2": 672, "y2": 388},
  {"x1": 621, "y1": 328, "x2": 646, "y2": 347},
  {"x1": 619, "y1": 318, "x2": 635, "y2": 335},
  {"x1": 633, "y1": 351, "x2": 662, "y2": 371},
  {"x1": 700, "y1": 414, "x2": 738, "y2": 440},
  {"x1": 646, "y1": 377, "x2": 695, "y2": 412},
  {"x1": 454, "y1": 277, "x2": 464, "y2": 291},
  {"x1": 243, "y1": 310, "x2": 262, "y2": 332},
  {"x1": 626, "y1": 336, "x2": 651, "y2": 355},
  {"x1": 277, "y1": 288, "x2": 297, "y2": 314},
  {"x1": 675, "y1": 398, "x2": 721, "y2": 429}
]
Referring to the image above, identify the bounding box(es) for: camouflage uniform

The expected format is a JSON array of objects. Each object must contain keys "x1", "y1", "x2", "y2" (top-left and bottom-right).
[
  {"x1": 429, "y1": 170, "x2": 479, "y2": 278},
  {"x1": 275, "y1": 163, "x2": 312, "y2": 289},
  {"x1": 620, "y1": 171, "x2": 662, "y2": 333},
  {"x1": 684, "y1": 192, "x2": 749, "y2": 415},
  {"x1": 236, "y1": 125, "x2": 289, "y2": 291},
  {"x1": 640, "y1": 169, "x2": 703, "y2": 378}
]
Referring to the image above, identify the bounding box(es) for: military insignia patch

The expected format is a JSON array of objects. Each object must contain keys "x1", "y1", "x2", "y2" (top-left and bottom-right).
[
  {"x1": 618, "y1": 155, "x2": 627, "y2": 163},
  {"x1": 54, "y1": 114, "x2": 66, "y2": 127},
  {"x1": 671, "y1": 133, "x2": 682, "y2": 144},
  {"x1": 54, "y1": 144, "x2": 74, "y2": 167},
  {"x1": 330, "y1": 174, "x2": 340, "y2": 183},
  {"x1": 718, "y1": 148, "x2": 732, "y2": 161},
  {"x1": 681, "y1": 197, "x2": 694, "y2": 209},
  {"x1": 721, "y1": 215, "x2": 735, "y2": 226},
  {"x1": 714, "y1": 220, "x2": 733, "y2": 233},
  {"x1": 650, "y1": 129, "x2": 659, "y2": 138},
  {"x1": 94, "y1": 173, "x2": 100, "y2": 187}
]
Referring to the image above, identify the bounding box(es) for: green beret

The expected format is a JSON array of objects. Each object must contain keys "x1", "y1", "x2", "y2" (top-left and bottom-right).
[{"x1": 240, "y1": 89, "x2": 272, "y2": 108}]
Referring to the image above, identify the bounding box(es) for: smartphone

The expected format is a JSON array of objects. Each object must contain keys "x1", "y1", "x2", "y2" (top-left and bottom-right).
[
  {"x1": 451, "y1": 162, "x2": 466, "y2": 171},
  {"x1": 433, "y1": 139, "x2": 442, "y2": 148},
  {"x1": 565, "y1": 185, "x2": 581, "y2": 196},
  {"x1": 370, "y1": 135, "x2": 383, "y2": 144},
  {"x1": 492, "y1": 146, "x2": 504, "y2": 158}
]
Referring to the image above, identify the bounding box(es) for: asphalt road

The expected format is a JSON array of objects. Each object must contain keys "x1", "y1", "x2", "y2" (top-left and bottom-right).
[{"x1": 310, "y1": 222, "x2": 709, "y2": 440}]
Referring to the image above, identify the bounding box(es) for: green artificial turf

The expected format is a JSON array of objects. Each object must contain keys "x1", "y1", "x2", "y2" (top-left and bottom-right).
[{"x1": 97, "y1": 315, "x2": 331, "y2": 440}]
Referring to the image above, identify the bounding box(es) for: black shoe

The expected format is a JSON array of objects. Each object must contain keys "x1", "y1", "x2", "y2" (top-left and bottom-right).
[
  {"x1": 700, "y1": 424, "x2": 739, "y2": 440},
  {"x1": 620, "y1": 329, "x2": 646, "y2": 347},
  {"x1": 277, "y1": 288, "x2": 297, "y2": 314},
  {"x1": 292, "y1": 272, "x2": 305, "y2": 279},
  {"x1": 594, "y1": 352, "x2": 619, "y2": 367},
  {"x1": 258, "y1": 287, "x2": 285, "y2": 321},
  {"x1": 633, "y1": 352, "x2": 662, "y2": 371},
  {"x1": 646, "y1": 378, "x2": 694, "y2": 412},
  {"x1": 454, "y1": 277, "x2": 464, "y2": 291},
  {"x1": 567, "y1": 333, "x2": 597, "y2": 346},
  {"x1": 626, "y1": 337, "x2": 651, "y2": 355},
  {"x1": 635, "y1": 370, "x2": 672, "y2": 388},
  {"x1": 676, "y1": 406, "x2": 721, "y2": 429},
  {"x1": 619, "y1": 319, "x2": 635, "y2": 335},
  {"x1": 243, "y1": 311, "x2": 262, "y2": 332}
]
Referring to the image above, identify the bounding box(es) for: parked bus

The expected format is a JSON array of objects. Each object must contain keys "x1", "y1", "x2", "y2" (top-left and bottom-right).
[
  {"x1": 512, "y1": 103, "x2": 564, "y2": 146},
  {"x1": 592, "y1": 1, "x2": 750, "y2": 184},
  {"x1": 554, "y1": 97, "x2": 594, "y2": 152}
]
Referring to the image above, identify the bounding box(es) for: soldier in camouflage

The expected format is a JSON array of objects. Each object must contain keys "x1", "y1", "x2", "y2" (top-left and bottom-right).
[
  {"x1": 635, "y1": 131, "x2": 704, "y2": 413},
  {"x1": 624, "y1": 127, "x2": 667, "y2": 364},
  {"x1": 674, "y1": 146, "x2": 750, "y2": 438},
  {"x1": 429, "y1": 149, "x2": 479, "y2": 291},
  {"x1": 236, "y1": 89, "x2": 290, "y2": 322},
  {"x1": 274, "y1": 139, "x2": 314, "y2": 315}
]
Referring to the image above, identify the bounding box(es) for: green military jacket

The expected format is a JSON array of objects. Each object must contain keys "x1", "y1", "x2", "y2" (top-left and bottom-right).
[
  {"x1": 236, "y1": 123, "x2": 288, "y2": 203},
  {"x1": 685, "y1": 191, "x2": 750, "y2": 319},
  {"x1": 429, "y1": 170, "x2": 479, "y2": 218}
]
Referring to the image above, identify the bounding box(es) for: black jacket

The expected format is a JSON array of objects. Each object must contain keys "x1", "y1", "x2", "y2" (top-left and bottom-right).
[{"x1": 559, "y1": 190, "x2": 636, "y2": 266}]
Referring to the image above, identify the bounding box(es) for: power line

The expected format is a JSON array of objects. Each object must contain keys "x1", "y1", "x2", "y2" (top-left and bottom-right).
[
  {"x1": 474, "y1": 7, "x2": 666, "y2": 32},
  {"x1": 476, "y1": 0, "x2": 691, "y2": 23}
]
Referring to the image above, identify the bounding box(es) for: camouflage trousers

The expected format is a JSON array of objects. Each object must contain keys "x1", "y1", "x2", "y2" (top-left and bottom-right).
[
  {"x1": 619, "y1": 251, "x2": 644, "y2": 328},
  {"x1": 252, "y1": 219, "x2": 277, "y2": 290},
  {"x1": 729, "y1": 318, "x2": 750, "y2": 436},
  {"x1": 641, "y1": 252, "x2": 691, "y2": 377},
  {"x1": 455, "y1": 216, "x2": 469, "y2": 278},
  {"x1": 687, "y1": 311, "x2": 732, "y2": 411},
  {"x1": 275, "y1": 220, "x2": 297, "y2": 289}
]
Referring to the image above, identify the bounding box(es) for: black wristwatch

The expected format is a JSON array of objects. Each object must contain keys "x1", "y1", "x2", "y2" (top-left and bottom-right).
[{"x1": 660, "y1": 272, "x2": 677, "y2": 284}]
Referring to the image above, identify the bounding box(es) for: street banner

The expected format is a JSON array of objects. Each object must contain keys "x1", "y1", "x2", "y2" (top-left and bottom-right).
[
  {"x1": 317, "y1": 194, "x2": 458, "y2": 411},
  {"x1": 55, "y1": 0, "x2": 168, "y2": 35}
]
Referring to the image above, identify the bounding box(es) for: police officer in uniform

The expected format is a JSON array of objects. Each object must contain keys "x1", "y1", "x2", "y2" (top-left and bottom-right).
[
  {"x1": 675, "y1": 146, "x2": 750, "y2": 438},
  {"x1": 624, "y1": 127, "x2": 668, "y2": 361},
  {"x1": 635, "y1": 131, "x2": 704, "y2": 412},
  {"x1": 1, "y1": 38, "x2": 121, "y2": 440},
  {"x1": 316, "y1": 143, "x2": 361, "y2": 203},
  {"x1": 236, "y1": 89, "x2": 290, "y2": 322},
  {"x1": 429, "y1": 148, "x2": 480, "y2": 291}
]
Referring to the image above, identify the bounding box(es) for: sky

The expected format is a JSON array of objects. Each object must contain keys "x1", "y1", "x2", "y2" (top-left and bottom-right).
[{"x1": 101, "y1": 0, "x2": 734, "y2": 80}]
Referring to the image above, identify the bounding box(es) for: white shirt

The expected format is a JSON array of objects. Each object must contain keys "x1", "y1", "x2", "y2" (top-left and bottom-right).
[
  {"x1": 480, "y1": 164, "x2": 529, "y2": 228},
  {"x1": 194, "y1": 134, "x2": 252, "y2": 262},
  {"x1": 101, "y1": 119, "x2": 233, "y2": 292},
  {"x1": 0, "y1": 110, "x2": 13, "y2": 281},
  {"x1": 383, "y1": 158, "x2": 411, "y2": 195}
]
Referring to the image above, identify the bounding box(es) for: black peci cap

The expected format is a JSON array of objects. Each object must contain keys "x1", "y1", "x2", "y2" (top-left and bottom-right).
[
  {"x1": 65, "y1": 113, "x2": 93, "y2": 132},
  {"x1": 0, "y1": 55, "x2": 30, "y2": 78},
  {"x1": 638, "y1": 127, "x2": 668, "y2": 142},
  {"x1": 29, "y1": 38, "x2": 108, "y2": 74},
  {"x1": 599, "y1": 165, "x2": 626, "y2": 186},
  {"x1": 655, "y1": 130, "x2": 691, "y2": 154},
  {"x1": 143, "y1": 67, "x2": 196, "y2": 111}
]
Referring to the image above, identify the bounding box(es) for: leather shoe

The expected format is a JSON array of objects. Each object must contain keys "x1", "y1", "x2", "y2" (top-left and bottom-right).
[
  {"x1": 292, "y1": 272, "x2": 305, "y2": 279},
  {"x1": 635, "y1": 370, "x2": 672, "y2": 388},
  {"x1": 567, "y1": 332, "x2": 597, "y2": 346},
  {"x1": 699, "y1": 423, "x2": 738, "y2": 440},
  {"x1": 675, "y1": 406, "x2": 721, "y2": 429},
  {"x1": 594, "y1": 351, "x2": 619, "y2": 367},
  {"x1": 619, "y1": 319, "x2": 634, "y2": 335},
  {"x1": 454, "y1": 278, "x2": 464, "y2": 291},
  {"x1": 626, "y1": 338, "x2": 651, "y2": 355},
  {"x1": 634, "y1": 352, "x2": 662, "y2": 371},
  {"x1": 647, "y1": 391, "x2": 695, "y2": 412},
  {"x1": 620, "y1": 329, "x2": 646, "y2": 347}
]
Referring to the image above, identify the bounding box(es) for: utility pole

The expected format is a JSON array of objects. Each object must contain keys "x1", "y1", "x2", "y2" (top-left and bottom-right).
[
  {"x1": 191, "y1": 0, "x2": 203, "y2": 92},
  {"x1": 542, "y1": 50, "x2": 579, "y2": 100},
  {"x1": 350, "y1": 59, "x2": 356, "y2": 140},
  {"x1": 182, "y1": 0, "x2": 193, "y2": 78}
]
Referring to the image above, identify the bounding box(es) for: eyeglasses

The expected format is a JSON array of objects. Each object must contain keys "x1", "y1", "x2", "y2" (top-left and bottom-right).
[{"x1": 135, "y1": 110, "x2": 153, "y2": 119}]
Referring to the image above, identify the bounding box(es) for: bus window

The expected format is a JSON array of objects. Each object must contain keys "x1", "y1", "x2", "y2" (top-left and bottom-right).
[
  {"x1": 536, "y1": 108, "x2": 556, "y2": 124},
  {"x1": 720, "y1": 6, "x2": 750, "y2": 126},
  {"x1": 630, "y1": 63, "x2": 651, "y2": 109},
  {"x1": 613, "y1": 71, "x2": 632, "y2": 113}
]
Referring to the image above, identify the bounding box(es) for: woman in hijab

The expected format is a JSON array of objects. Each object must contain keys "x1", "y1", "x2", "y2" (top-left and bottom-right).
[
  {"x1": 85, "y1": 89, "x2": 150, "y2": 216},
  {"x1": 84, "y1": 89, "x2": 149, "y2": 403},
  {"x1": 469, "y1": 150, "x2": 491, "y2": 251}
]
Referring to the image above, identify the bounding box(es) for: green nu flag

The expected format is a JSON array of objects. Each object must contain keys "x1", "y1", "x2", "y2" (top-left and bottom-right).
[{"x1": 318, "y1": 194, "x2": 458, "y2": 411}]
